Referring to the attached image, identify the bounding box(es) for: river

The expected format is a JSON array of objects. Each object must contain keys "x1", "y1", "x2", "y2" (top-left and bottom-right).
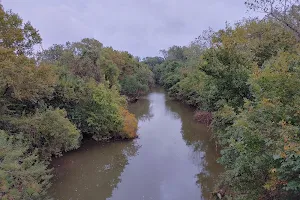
[{"x1": 49, "y1": 89, "x2": 223, "y2": 200}]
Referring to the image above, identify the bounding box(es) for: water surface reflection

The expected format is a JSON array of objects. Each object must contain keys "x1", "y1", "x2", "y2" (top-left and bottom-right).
[{"x1": 50, "y1": 89, "x2": 222, "y2": 200}]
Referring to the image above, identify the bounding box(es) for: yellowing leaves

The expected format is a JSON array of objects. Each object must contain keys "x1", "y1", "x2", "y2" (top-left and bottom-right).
[
  {"x1": 264, "y1": 168, "x2": 287, "y2": 192},
  {"x1": 0, "y1": 51, "x2": 57, "y2": 102},
  {"x1": 261, "y1": 98, "x2": 276, "y2": 108},
  {"x1": 119, "y1": 107, "x2": 138, "y2": 139}
]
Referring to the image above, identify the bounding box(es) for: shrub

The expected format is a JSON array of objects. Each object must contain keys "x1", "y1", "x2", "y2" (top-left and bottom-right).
[
  {"x1": 13, "y1": 109, "x2": 81, "y2": 160},
  {"x1": 119, "y1": 107, "x2": 138, "y2": 139},
  {"x1": 0, "y1": 131, "x2": 52, "y2": 200},
  {"x1": 84, "y1": 84, "x2": 125, "y2": 140}
]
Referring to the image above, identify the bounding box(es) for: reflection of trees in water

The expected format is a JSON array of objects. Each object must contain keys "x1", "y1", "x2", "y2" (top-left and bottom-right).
[
  {"x1": 123, "y1": 140, "x2": 141, "y2": 157},
  {"x1": 50, "y1": 139, "x2": 140, "y2": 200},
  {"x1": 165, "y1": 99, "x2": 223, "y2": 199},
  {"x1": 128, "y1": 97, "x2": 154, "y2": 122},
  {"x1": 165, "y1": 106, "x2": 180, "y2": 120}
]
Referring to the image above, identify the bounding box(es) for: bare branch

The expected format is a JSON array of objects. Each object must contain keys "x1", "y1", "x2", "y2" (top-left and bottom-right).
[{"x1": 246, "y1": 0, "x2": 300, "y2": 40}]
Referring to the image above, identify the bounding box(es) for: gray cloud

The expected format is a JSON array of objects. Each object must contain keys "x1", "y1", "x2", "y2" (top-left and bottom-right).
[{"x1": 2, "y1": 0, "x2": 256, "y2": 57}]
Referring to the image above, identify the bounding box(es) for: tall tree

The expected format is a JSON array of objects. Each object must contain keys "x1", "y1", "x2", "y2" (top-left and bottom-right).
[
  {"x1": 246, "y1": 0, "x2": 300, "y2": 40},
  {"x1": 0, "y1": 3, "x2": 41, "y2": 55},
  {"x1": 141, "y1": 56, "x2": 164, "y2": 68},
  {"x1": 159, "y1": 45, "x2": 187, "y2": 61}
]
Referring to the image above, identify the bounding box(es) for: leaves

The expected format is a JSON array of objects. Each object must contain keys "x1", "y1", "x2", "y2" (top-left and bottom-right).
[
  {"x1": 0, "y1": 131, "x2": 52, "y2": 200},
  {"x1": 0, "y1": 3, "x2": 142, "y2": 200},
  {"x1": 149, "y1": 12, "x2": 300, "y2": 199},
  {"x1": 0, "y1": 5, "x2": 41, "y2": 55},
  {"x1": 246, "y1": 0, "x2": 300, "y2": 40},
  {"x1": 0, "y1": 52, "x2": 57, "y2": 103},
  {"x1": 119, "y1": 107, "x2": 138, "y2": 139},
  {"x1": 11, "y1": 109, "x2": 81, "y2": 160}
]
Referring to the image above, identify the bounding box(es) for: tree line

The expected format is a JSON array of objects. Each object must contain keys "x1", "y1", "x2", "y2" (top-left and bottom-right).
[
  {"x1": 0, "y1": 3, "x2": 154, "y2": 199},
  {"x1": 145, "y1": 0, "x2": 300, "y2": 199}
]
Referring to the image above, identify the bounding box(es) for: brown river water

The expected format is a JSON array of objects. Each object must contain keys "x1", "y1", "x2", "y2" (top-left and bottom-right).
[{"x1": 49, "y1": 88, "x2": 222, "y2": 200}]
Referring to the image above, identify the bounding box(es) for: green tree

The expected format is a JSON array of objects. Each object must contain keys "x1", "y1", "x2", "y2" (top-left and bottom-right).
[
  {"x1": 85, "y1": 83, "x2": 125, "y2": 140},
  {"x1": 39, "y1": 39, "x2": 103, "y2": 82},
  {"x1": 37, "y1": 44, "x2": 65, "y2": 65},
  {"x1": 68, "y1": 38, "x2": 103, "y2": 82},
  {"x1": 159, "y1": 45, "x2": 187, "y2": 61},
  {"x1": 199, "y1": 47, "x2": 252, "y2": 110},
  {"x1": 141, "y1": 56, "x2": 164, "y2": 69},
  {"x1": 213, "y1": 51, "x2": 300, "y2": 199},
  {"x1": 120, "y1": 75, "x2": 147, "y2": 100}
]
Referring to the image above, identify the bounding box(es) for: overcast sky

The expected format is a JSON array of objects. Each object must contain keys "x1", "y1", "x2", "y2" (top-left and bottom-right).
[{"x1": 2, "y1": 0, "x2": 258, "y2": 57}]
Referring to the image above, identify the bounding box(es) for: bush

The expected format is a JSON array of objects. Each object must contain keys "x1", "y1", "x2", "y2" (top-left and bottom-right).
[
  {"x1": 0, "y1": 131, "x2": 52, "y2": 200},
  {"x1": 47, "y1": 73, "x2": 139, "y2": 142},
  {"x1": 13, "y1": 109, "x2": 81, "y2": 160},
  {"x1": 119, "y1": 107, "x2": 138, "y2": 139},
  {"x1": 85, "y1": 84, "x2": 125, "y2": 140}
]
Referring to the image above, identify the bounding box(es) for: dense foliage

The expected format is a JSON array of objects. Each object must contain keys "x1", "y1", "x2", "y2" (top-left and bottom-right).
[
  {"x1": 148, "y1": 1, "x2": 300, "y2": 199},
  {"x1": 0, "y1": 3, "x2": 152, "y2": 199},
  {"x1": 0, "y1": 131, "x2": 52, "y2": 200},
  {"x1": 2, "y1": 0, "x2": 300, "y2": 199}
]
